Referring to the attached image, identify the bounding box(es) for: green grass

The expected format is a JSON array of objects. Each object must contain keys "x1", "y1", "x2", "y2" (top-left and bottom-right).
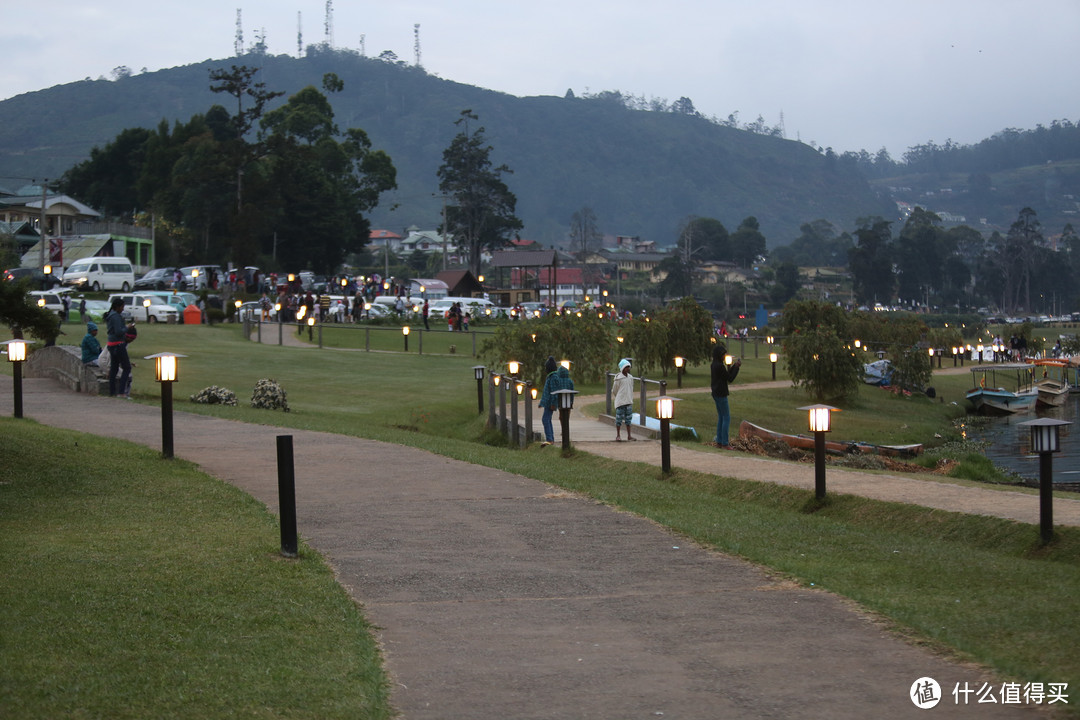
[
  {"x1": 4, "y1": 322, "x2": 1080, "y2": 715},
  {"x1": 0, "y1": 420, "x2": 391, "y2": 720}
]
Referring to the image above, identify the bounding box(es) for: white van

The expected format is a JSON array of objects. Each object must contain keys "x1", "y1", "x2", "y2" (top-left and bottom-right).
[
  {"x1": 61, "y1": 257, "x2": 135, "y2": 292},
  {"x1": 429, "y1": 297, "x2": 495, "y2": 317}
]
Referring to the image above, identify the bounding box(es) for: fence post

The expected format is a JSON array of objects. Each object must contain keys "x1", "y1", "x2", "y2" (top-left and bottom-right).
[{"x1": 639, "y1": 375, "x2": 648, "y2": 424}]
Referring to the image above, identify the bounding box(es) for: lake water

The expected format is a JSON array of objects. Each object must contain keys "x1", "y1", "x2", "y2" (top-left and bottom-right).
[{"x1": 960, "y1": 393, "x2": 1080, "y2": 484}]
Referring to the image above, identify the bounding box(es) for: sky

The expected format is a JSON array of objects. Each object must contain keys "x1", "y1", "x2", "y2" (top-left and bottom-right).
[{"x1": 3, "y1": 0, "x2": 1078, "y2": 159}]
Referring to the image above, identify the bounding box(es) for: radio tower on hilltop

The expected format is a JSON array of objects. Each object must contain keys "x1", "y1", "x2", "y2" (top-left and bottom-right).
[
  {"x1": 324, "y1": 0, "x2": 334, "y2": 48},
  {"x1": 297, "y1": 12, "x2": 303, "y2": 57},
  {"x1": 234, "y1": 9, "x2": 243, "y2": 57},
  {"x1": 359, "y1": 33, "x2": 366, "y2": 57},
  {"x1": 414, "y1": 24, "x2": 422, "y2": 68}
]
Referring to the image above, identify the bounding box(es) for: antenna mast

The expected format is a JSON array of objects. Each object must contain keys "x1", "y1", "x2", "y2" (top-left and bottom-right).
[
  {"x1": 414, "y1": 24, "x2": 422, "y2": 67},
  {"x1": 324, "y1": 0, "x2": 334, "y2": 48},
  {"x1": 234, "y1": 9, "x2": 243, "y2": 56},
  {"x1": 297, "y1": 12, "x2": 303, "y2": 57},
  {"x1": 359, "y1": 34, "x2": 366, "y2": 57}
]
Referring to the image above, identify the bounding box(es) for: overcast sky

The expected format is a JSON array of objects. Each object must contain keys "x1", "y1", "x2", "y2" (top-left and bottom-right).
[{"x1": 3, "y1": 1, "x2": 1078, "y2": 158}]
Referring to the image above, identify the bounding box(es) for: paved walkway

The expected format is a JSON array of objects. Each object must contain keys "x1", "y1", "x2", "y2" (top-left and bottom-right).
[{"x1": 6, "y1": 342, "x2": 1055, "y2": 718}]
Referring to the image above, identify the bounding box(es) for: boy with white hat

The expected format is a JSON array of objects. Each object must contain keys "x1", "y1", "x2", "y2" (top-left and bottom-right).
[{"x1": 613, "y1": 358, "x2": 636, "y2": 441}]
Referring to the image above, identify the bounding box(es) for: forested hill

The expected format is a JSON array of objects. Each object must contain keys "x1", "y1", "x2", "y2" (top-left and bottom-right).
[{"x1": 0, "y1": 48, "x2": 892, "y2": 246}]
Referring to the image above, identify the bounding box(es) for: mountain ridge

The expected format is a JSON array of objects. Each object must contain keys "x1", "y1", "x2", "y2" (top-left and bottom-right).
[{"x1": 0, "y1": 50, "x2": 892, "y2": 246}]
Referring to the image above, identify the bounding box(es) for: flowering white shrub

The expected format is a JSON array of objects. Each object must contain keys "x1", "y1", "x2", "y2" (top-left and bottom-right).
[
  {"x1": 251, "y1": 378, "x2": 290, "y2": 412},
  {"x1": 189, "y1": 385, "x2": 238, "y2": 406}
]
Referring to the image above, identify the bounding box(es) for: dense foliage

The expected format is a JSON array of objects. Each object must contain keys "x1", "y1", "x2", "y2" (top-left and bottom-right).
[
  {"x1": 780, "y1": 300, "x2": 864, "y2": 402},
  {"x1": 60, "y1": 66, "x2": 396, "y2": 273}
]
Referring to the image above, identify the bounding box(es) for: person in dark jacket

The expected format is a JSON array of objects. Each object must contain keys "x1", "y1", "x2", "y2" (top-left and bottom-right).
[
  {"x1": 710, "y1": 343, "x2": 741, "y2": 447},
  {"x1": 81, "y1": 321, "x2": 101, "y2": 365},
  {"x1": 538, "y1": 356, "x2": 574, "y2": 446},
  {"x1": 105, "y1": 298, "x2": 131, "y2": 397}
]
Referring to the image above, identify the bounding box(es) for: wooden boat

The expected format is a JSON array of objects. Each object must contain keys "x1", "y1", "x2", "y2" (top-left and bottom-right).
[
  {"x1": 966, "y1": 364, "x2": 1038, "y2": 415},
  {"x1": 738, "y1": 420, "x2": 923, "y2": 458},
  {"x1": 1033, "y1": 359, "x2": 1070, "y2": 408}
]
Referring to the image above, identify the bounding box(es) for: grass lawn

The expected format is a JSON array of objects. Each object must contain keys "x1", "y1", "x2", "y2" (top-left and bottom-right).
[
  {"x1": 0, "y1": 420, "x2": 391, "y2": 720},
  {"x1": 4, "y1": 320, "x2": 1080, "y2": 716}
]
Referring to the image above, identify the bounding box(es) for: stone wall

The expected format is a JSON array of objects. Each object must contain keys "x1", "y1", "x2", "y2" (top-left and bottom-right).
[{"x1": 23, "y1": 345, "x2": 108, "y2": 395}]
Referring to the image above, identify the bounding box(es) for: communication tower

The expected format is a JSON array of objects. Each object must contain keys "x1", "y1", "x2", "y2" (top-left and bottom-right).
[
  {"x1": 297, "y1": 12, "x2": 303, "y2": 57},
  {"x1": 234, "y1": 9, "x2": 243, "y2": 56},
  {"x1": 324, "y1": 0, "x2": 334, "y2": 48},
  {"x1": 414, "y1": 24, "x2": 422, "y2": 67}
]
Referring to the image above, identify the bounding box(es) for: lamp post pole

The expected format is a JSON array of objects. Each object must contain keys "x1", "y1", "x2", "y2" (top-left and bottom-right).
[
  {"x1": 4, "y1": 340, "x2": 32, "y2": 419},
  {"x1": 800, "y1": 404, "x2": 838, "y2": 501},
  {"x1": 473, "y1": 366, "x2": 486, "y2": 414},
  {"x1": 1020, "y1": 418, "x2": 1071, "y2": 544},
  {"x1": 553, "y1": 389, "x2": 578, "y2": 452}
]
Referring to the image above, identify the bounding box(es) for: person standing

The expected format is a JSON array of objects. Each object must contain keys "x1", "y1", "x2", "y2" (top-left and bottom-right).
[
  {"x1": 612, "y1": 358, "x2": 636, "y2": 441},
  {"x1": 538, "y1": 356, "x2": 573, "y2": 447},
  {"x1": 104, "y1": 298, "x2": 131, "y2": 397},
  {"x1": 710, "y1": 343, "x2": 741, "y2": 448},
  {"x1": 422, "y1": 298, "x2": 430, "y2": 330}
]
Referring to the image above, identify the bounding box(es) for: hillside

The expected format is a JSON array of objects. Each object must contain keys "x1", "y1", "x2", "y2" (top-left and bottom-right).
[{"x1": 0, "y1": 49, "x2": 893, "y2": 247}]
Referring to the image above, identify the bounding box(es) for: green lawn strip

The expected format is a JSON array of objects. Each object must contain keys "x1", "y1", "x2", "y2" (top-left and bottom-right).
[{"x1": 0, "y1": 420, "x2": 392, "y2": 720}]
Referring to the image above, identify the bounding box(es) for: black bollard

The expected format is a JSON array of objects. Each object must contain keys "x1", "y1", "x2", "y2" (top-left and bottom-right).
[{"x1": 276, "y1": 435, "x2": 299, "y2": 558}]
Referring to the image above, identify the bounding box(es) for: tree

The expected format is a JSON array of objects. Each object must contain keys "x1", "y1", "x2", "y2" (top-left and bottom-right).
[
  {"x1": 770, "y1": 262, "x2": 800, "y2": 305},
  {"x1": 260, "y1": 85, "x2": 397, "y2": 272},
  {"x1": 437, "y1": 110, "x2": 522, "y2": 276},
  {"x1": 678, "y1": 216, "x2": 728, "y2": 262},
  {"x1": 729, "y1": 216, "x2": 767, "y2": 267},
  {"x1": 568, "y1": 207, "x2": 602, "y2": 256},
  {"x1": 848, "y1": 218, "x2": 894, "y2": 306},
  {"x1": 895, "y1": 208, "x2": 949, "y2": 305},
  {"x1": 780, "y1": 300, "x2": 863, "y2": 402},
  {"x1": 656, "y1": 254, "x2": 693, "y2": 300}
]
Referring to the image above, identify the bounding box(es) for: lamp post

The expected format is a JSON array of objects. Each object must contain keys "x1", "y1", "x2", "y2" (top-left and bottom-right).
[
  {"x1": 402, "y1": 325, "x2": 410, "y2": 352},
  {"x1": 307, "y1": 315, "x2": 315, "y2": 342},
  {"x1": 3, "y1": 339, "x2": 31, "y2": 418},
  {"x1": 553, "y1": 389, "x2": 578, "y2": 452},
  {"x1": 146, "y1": 352, "x2": 185, "y2": 459},
  {"x1": 234, "y1": 298, "x2": 242, "y2": 323},
  {"x1": 769, "y1": 352, "x2": 778, "y2": 381},
  {"x1": 42, "y1": 264, "x2": 52, "y2": 291},
  {"x1": 507, "y1": 360, "x2": 520, "y2": 377},
  {"x1": 510, "y1": 380, "x2": 521, "y2": 446},
  {"x1": 1019, "y1": 418, "x2": 1071, "y2": 544},
  {"x1": 472, "y1": 365, "x2": 486, "y2": 414},
  {"x1": 657, "y1": 395, "x2": 681, "y2": 473},
  {"x1": 799, "y1": 404, "x2": 839, "y2": 500},
  {"x1": 674, "y1": 356, "x2": 684, "y2": 389}
]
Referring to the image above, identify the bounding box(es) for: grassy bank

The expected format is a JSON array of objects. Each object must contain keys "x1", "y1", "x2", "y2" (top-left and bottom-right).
[{"x1": 0, "y1": 420, "x2": 392, "y2": 720}]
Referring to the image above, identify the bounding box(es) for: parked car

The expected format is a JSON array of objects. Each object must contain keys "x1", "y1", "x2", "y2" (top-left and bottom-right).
[
  {"x1": 237, "y1": 301, "x2": 276, "y2": 323},
  {"x1": 144, "y1": 290, "x2": 198, "y2": 312},
  {"x1": 106, "y1": 293, "x2": 180, "y2": 324},
  {"x1": 177, "y1": 265, "x2": 224, "y2": 291},
  {"x1": 27, "y1": 290, "x2": 70, "y2": 315},
  {"x1": 133, "y1": 267, "x2": 177, "y2": 291},
  {"x1": 4, "y1": 267, "x2": 60, "y2": 287}
]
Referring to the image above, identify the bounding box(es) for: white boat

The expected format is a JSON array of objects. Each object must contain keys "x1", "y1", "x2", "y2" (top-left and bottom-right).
[
  {"x1": 1033, "y1": 359, "x2": 1071, "y2": 408},
  {"x1": 967, "y1": 364, "x2": 1038, "y2": 415}
]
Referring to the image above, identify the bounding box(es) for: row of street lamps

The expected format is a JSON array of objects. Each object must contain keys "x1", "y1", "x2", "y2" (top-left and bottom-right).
[{"x1": 0, "y1": 339, "x2": 1068, "y2": 544}]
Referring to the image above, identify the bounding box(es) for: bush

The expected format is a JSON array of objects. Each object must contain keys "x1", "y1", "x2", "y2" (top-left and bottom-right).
[
  {"x1": 189, "y1": 385, "x2": 238, "y2": 406},
  {"x1": 251, "y1": 378, "x2": 290, "y2": 412}
]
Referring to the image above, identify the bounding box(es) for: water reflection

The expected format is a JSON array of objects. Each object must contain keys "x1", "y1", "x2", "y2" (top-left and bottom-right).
[{"x1": 960, "y1": 394, "x2": 1080, "y2": 483}]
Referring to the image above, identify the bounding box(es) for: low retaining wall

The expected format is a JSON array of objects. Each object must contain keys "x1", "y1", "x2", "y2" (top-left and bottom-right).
[{"x1": 24, "y1": 345, "x2": 109, "y2": 395}]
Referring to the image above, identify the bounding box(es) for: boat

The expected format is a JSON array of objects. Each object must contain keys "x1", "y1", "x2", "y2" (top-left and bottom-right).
[
  {"x1": 1033, "y1": 359, "x2": 1071, "y2": 408},
  {"x1": 966, "y1": 363, "x2": 1038, "y2": 415},
  {"x1": 738, "y1": 420, "x2": 923, "y2": 458}
]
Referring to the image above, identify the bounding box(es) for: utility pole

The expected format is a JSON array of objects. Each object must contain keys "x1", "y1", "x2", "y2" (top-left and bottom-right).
[{"x1": 38, "y1": 181, "x2": 47, "y2": 270}]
